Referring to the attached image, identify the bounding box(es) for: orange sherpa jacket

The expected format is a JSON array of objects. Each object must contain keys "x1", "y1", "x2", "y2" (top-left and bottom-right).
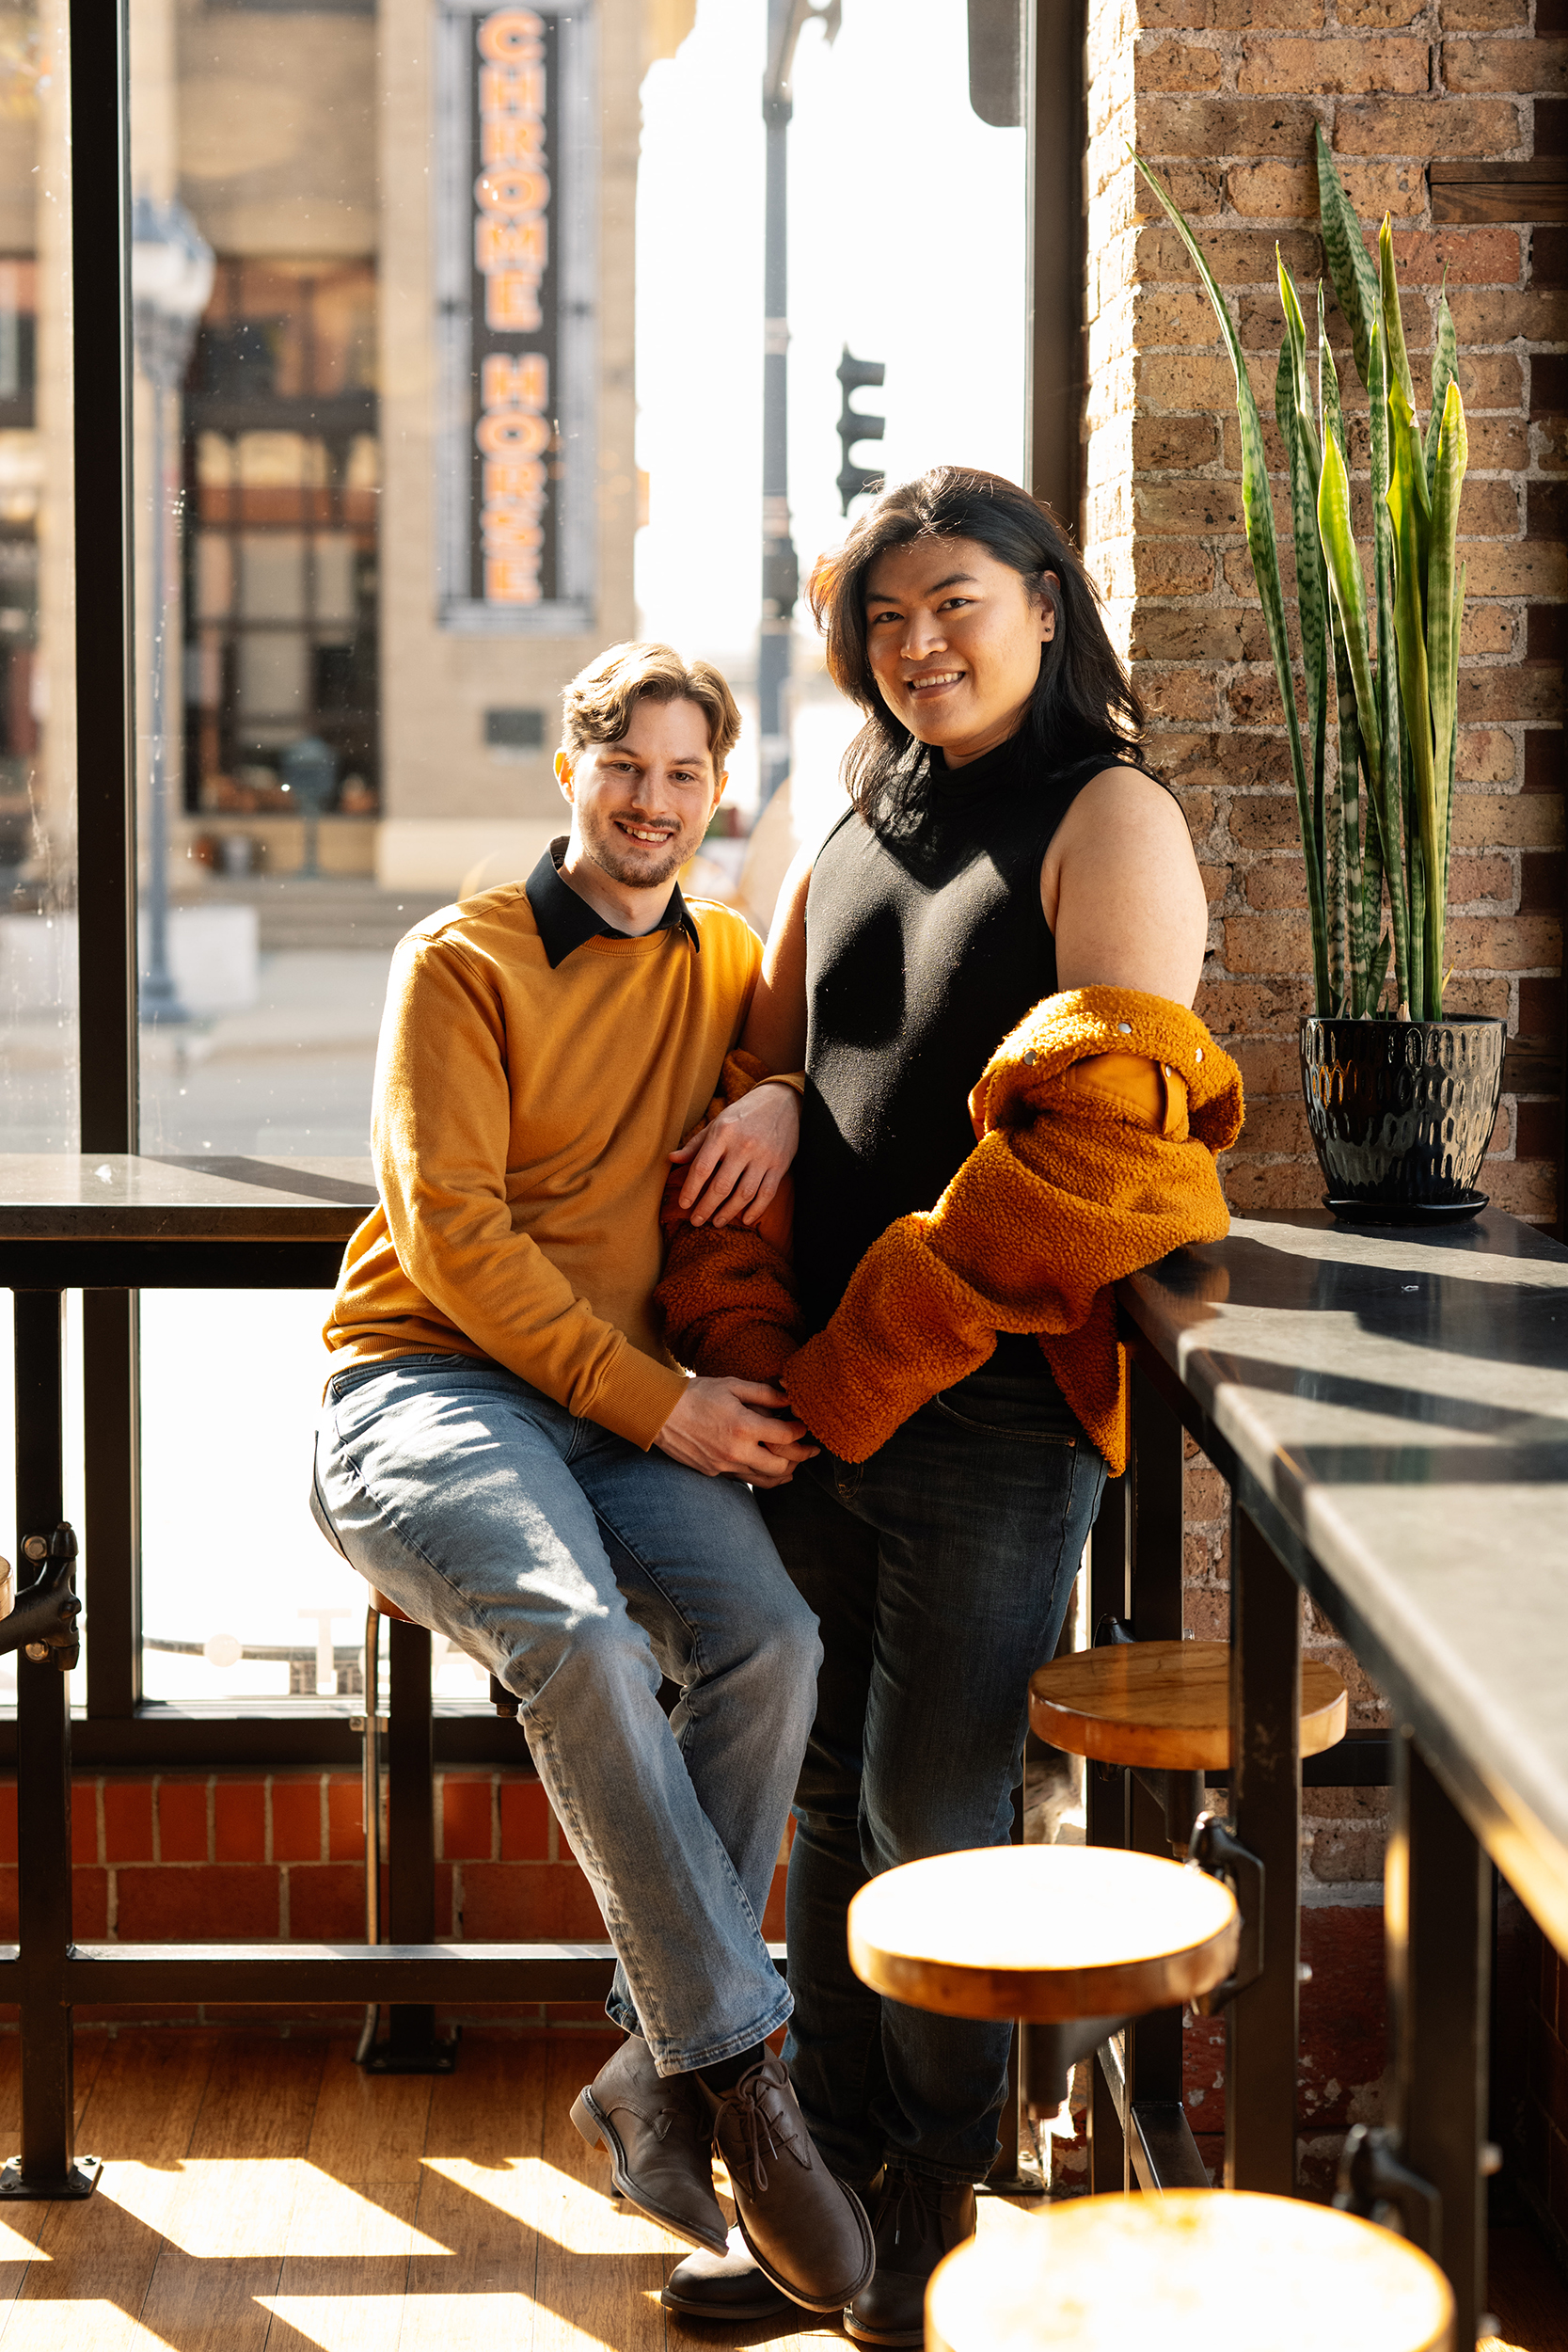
[{"x1": 657, "y1": 990, "x2": 1243, "y2": 1476}]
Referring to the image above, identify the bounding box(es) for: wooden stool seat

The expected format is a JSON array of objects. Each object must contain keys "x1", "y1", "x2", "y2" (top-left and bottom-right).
[
  {"x1": 847, "y1": 1845, "x2": 1239, "y2": 2024},
  {"x1": 1029, "y1": 1640, "x2": 1348, "y2": 1771},
  {"x1": 368, "y1": 1589, "x2": 414, "y2": 1626},
  {"x1": 926, "y1": 2189, "x2": 1454, "y2": 2351}
]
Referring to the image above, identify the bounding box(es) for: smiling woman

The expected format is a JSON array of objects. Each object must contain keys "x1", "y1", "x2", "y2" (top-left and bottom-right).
[{"x1": 655, "y1": 465, "x2": 1227, "y2": 2339}]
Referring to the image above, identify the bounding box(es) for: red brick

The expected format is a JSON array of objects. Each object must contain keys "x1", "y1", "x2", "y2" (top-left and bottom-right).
[
  {"x1": 436, "y1": 1862, "x2": 456, "y2": 1938},
  {"x1": 440, "y1": 1777, "x2": 494, "y2": 1863},
  {"x1": 102, "y1": 1783, "x2": 154, "y2": 1865},
  {"x1": 0, "y1": 1786, "x2": 16, "y2": 1867},
  {"x1": 1335, "y1": 95, "x2": 1521, "y2": 151},
  {"x1": 499, "y1": 1779, "x2": 552, "y2": 1862},
  {"x1": 157, "y1": 1781, "x2": 209, "y2": 1865},
  {"x1": 762, "y1": 1867, "x2": 788, "y2": 1941},
  {"x1": 214, "y1": 1783, "x2": 266, "y2": 1864},
  {"x1": 1237, "y1": 36, "x2": 1430, "y2": 92},
  {"x1": 116, "y1": 1864, "x2": 281, "y2": 1942},
  {"x1": 71, "y1": 1786, "x2": 99, "y2": 1867},
  {"x1": 327, "y1": 1777, "x2": 364, "y2": 1862},
  {"x1": 461, "y1": 1863, "x2": 605, "y2": 1941},
  {"x1": 1443, "y1": 35, "x2": 1568, "y2": 90},
  {"x1": 1135, "y1": 96, "x2": 1322, "y2": 157},
  {"x1": 71, "y1": 1867, "x2": 108, "y2": 1939},
  {"x1": 289, "y1": 1864, "x2": 365, "y2": 1941},
  {"x1": 270, "y1": 1780, "x2": 324, "y2": 1865}
]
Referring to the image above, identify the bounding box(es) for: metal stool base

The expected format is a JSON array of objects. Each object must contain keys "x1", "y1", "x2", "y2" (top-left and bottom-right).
[{"x1": 0, "y1": 2153, "x2": 101, "y2": 2199}]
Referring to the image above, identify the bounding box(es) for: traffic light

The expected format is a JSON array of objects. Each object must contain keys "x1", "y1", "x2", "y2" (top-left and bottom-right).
[{"x1": 836, "y1": 346, "x2": 885, "y2": 514}]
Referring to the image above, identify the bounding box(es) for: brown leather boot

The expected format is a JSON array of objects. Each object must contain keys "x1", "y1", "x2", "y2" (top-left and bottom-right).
[
  {"x1": 570, "y1": 2035, "x2": 728, "y2": 2256},
  {"x1": 844, "y1": 2165, "x2": 977, "y2": 2346},
  {"x1": 698, "y1": 2051, "x2": 875, "y2": 2313}
]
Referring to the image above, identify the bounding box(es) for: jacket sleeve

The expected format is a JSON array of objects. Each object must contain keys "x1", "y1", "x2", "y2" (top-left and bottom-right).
[
  {"x1": 780, "y1": 993, "x2": 1242, "y2": 1464},
  {"x1": 374, "y1": 935, "x2": 689, "y2": 1447},
  {"x1": 653, "y1": 1051, "x2": 805, "y2": 1381}
]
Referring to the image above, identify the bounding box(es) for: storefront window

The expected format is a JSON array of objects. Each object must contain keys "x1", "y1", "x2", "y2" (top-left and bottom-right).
[{"x1": 117, "y1": 0, "x2": 1026, "y2": 1711}]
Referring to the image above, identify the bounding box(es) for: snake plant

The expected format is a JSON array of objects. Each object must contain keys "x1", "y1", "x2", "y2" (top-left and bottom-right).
[{"x1": 1133, "y1": 130, "x2": 1467, "y2": 1021}]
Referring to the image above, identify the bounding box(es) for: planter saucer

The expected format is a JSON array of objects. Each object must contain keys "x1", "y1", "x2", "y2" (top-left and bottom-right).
[{"x1": 1323, "y1": 1191, "x2": 1488, "y2": 1228}]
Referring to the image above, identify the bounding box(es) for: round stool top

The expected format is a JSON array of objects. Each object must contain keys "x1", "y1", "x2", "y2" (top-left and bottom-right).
[
  {"x1": 1029, "y1": 1641, "x2": 1348, "y2": 1770},
  {"x1": 927, "y1": 2190, "x2": 1454, "y2": 2352},
  {"x1": 847, "y1": 1845, "x2": 1239, "y2": 2024}
]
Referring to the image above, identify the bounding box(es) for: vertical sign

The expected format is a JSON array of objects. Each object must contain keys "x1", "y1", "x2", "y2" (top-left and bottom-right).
[{"x1": 436, "y1": 0, "x2": 596, "y2": 633}]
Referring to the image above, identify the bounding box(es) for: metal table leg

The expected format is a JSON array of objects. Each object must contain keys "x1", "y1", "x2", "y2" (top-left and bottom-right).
[
  {"x1": 1389, "y1": 1733, "x2": 1490, "y2": 2344},
  {"x1": 358, "y1": 1616, "x2": 457, "y2": 2073},
  {"x1": 1225, "y1": 1503, "x2": 1301, "y2": 2195},
  {"x1": 2, "y1": 1290, "x2": 99, "y2": 2199}
]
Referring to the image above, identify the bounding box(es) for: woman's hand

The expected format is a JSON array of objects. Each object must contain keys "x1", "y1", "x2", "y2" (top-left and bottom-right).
[
  {"x1": 654, "y1": 1375, "x2": 816, "y2": 1485},
  {"x1": 670, "y1": 1080, "x2": 800, "y2": 1229}
]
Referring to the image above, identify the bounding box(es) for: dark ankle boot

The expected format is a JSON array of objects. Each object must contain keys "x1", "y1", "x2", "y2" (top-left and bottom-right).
[
  {"x1": 696, "y1": 2052, "x2": 875, "y2": 2312},
  {"x1": 844, "y1": 2165, "x2": 977, "y2": 2346}
]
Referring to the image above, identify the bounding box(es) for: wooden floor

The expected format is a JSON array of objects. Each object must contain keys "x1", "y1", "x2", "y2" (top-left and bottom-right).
[{"x1": 0, "y1": 2029, "x2": 1554, "y2": 2349}]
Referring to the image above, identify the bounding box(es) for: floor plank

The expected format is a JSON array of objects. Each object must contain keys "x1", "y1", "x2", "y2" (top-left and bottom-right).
[
  {"x1": 399, "y1": 2032, "x2": 550, "y2": 2352},
  {"x1": 532, "y1": 2036, "x2": 674, "y2": 2351},
  {"x1": 0, "y1": 2031, "x2": 219, "y2": 2352},
  {"x1": 131, "y1": 2035, "x2": 325, "y2": 2352},
  {"x1": 305, "y1": 2039, "x2": 434, "y2": 2187},
  {"x1": 259, "y1": 2179, "x2": 419, "y2": 2352}
]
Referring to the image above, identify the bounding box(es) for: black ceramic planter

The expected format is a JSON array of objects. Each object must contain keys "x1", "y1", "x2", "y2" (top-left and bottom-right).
[{"x1": 1299, "y1": 1014, "x2": 1507, "y2": 1224}]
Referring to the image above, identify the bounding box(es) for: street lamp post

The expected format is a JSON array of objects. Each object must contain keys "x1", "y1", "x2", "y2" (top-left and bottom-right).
[
  {"x1": 758, "y1": 0, "x2": 839, "y2": 813},
  {"x1": 131, "y1": 197, "x2": 214, "y2": 1025}
]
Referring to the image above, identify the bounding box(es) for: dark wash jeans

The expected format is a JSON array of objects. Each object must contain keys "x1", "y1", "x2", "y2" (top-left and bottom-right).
[{"x1": 759, "y1": 1370, "x2": 1107, "y2": 2185}]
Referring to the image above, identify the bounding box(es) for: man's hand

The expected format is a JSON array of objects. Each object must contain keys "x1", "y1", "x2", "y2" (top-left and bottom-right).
[
  {"x1": 655, "y1": 1376, "x2": 817, "y2": 1487},
  {"x1": 669, "y1": 1081, "x2": 800, "y2": 1229}
]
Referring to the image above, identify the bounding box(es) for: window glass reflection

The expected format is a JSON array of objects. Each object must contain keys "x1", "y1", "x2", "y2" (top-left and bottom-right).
[{"x1": 0, "y1": 5, "x2": 75, "y2": 1152}]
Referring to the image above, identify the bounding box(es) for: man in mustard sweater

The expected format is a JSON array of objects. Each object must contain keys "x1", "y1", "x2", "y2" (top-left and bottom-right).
[{"x1": 312, "y1": 644, "x2": 873, "y2": 2316}]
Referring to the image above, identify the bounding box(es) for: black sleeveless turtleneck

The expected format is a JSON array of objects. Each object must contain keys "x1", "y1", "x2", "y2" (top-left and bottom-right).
[{"x1": 795, "y1": 732, "x2": 1107, "y2": 1368}]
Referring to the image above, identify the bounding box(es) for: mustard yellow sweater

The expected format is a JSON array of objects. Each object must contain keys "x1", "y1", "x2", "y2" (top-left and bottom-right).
[{"x1": 324, "y1": 879, "x2": 762, "y2": 1447}]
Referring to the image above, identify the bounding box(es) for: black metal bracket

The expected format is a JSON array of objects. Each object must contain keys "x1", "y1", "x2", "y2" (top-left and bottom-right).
[
  {"x1": 0, "y1": 2152, "x2": 102, "y2": 2201},
  {"x1": 1188, "y1": 1809, "x2": 1264, "y2": 2013},
  {"x1": 1334, "y1": 2122, "x2": 1441, "y2": 2255},
  {"x1": 1132, "y1": 1765, "x2": 1207, "y2": 1856},
  {"x1": 8, "y1": 1525, "x2": 83, "y2": 1669}
]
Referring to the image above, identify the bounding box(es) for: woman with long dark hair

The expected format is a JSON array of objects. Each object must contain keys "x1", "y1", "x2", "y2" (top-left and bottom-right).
[{"x1": 658, "y1": 467, "x2": 1233, "y2": 2343}]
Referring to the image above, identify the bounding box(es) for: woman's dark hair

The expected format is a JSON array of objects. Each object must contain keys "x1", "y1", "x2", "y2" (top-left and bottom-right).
[{"x1": 808, "y1": 465, "x2": 1145, "y2": 822}]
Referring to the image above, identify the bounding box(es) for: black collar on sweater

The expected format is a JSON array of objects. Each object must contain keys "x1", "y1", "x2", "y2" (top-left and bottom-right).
[{"x1": 525, "y1": 834, "x2": 700, "y2": 968}]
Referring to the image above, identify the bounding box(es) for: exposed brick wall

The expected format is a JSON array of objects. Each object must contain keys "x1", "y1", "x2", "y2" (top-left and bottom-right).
[
  {"x1": 1084, "y1": 0, "x2": 1565, "y2": 1228},
  {"x1": 0, "y1": 1772, "x2": 789, "y2": 2029}
]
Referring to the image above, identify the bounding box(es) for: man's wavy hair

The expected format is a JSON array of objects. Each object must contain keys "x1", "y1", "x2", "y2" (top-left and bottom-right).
[
  {"x1": 808, "y1": 467, "x2": 1145, "y2": 823},
  {"x1": 560, "y1": 642, "x2": 742, "y2": 770}
]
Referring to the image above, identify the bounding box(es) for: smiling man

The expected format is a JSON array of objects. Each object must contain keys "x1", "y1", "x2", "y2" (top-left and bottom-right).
[{"x1": 311, "y1": 643, "x2": 873, "y2": 2317}]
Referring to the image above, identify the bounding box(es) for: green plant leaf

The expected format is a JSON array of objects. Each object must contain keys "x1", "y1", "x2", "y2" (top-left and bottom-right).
[
  {"x1": 1424, "y1": 381, "x2": 1467, "y2": 1014},
  {"x1": 1425, "y1": 289, "x2": 1457, "y2": 498},
  {"x1": 1389, "y1": 373, "x2": 1439, "y2": 1012},
  {"x1": 1279, "y1": 260, "x2": 1331, "y2": 996},
  {"x1": 1319, "y1": 282, "x2": 1346, "y2": 465},
  {"x1": 1367, "y1": 309, "x2": 1410, "y2": 1015},
  {"x1": 1315, "y1": 124, "x2": 1379, "y2": 398},
  {"x1": 1379, "y1": 215, "x2": 1418, "y2": 418},
  {"x1": 1132, "y1": 148, "x2": 1330, "y2": 1008}
]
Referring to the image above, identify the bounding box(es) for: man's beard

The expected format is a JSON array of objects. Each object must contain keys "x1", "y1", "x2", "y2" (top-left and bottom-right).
[{"x1": 580, "y1": 810, "x2": 692, "y2": 890}]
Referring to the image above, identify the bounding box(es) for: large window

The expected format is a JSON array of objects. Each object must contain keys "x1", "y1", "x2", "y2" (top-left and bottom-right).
[{"x1": 0, "y1": 0, "x2": 1046, "y2": 1749}]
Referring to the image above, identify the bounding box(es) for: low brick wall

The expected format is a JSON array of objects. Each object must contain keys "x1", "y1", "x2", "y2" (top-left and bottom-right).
[{"x1": 0, "y1": 1771, "x2": 789, "y2": 2029}]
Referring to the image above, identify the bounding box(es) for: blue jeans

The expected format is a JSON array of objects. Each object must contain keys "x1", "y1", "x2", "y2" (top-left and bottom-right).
[
  {"x1": 759, "y1": 1372, "x2": 1107, "y2": 2185},
  {"x1": 312, "y1": 1352, "x2": 820, "y2": 2074}
]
